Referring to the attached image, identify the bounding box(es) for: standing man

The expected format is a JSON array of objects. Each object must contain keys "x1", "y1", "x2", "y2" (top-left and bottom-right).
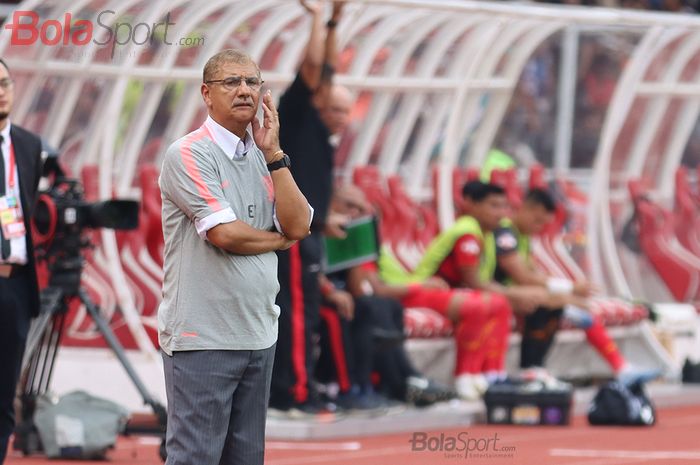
[
  {"x1": 271, "y1": 0, "x2": 353, "y2": 412},
  {"x1": 158, "y1": 49, "x2": 311, "y2": 465},
  {"x1": 0, "y1": 58, "x2": 44, "y2": 464}
]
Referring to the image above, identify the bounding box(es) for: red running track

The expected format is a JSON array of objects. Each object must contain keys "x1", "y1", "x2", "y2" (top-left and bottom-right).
[{"x1": 6, "y1": 404, "x2": 700, "y2": 465}]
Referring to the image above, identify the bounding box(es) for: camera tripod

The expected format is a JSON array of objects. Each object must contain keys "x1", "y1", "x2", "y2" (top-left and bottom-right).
[{"x1": 14, "y1": 254, "x2": 167, "y2": 460}]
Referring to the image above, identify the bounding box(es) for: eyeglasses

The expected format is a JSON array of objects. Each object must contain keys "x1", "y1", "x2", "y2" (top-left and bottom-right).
[
  {"x1": 205, "y1": 76, "x2": 264, "y2": 92},
  {"x1": 0, "y1": 78, "x2": 14, "y2": 90}
]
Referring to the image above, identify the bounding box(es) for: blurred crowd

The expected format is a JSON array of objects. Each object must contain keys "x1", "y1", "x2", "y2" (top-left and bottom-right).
[
  {"x1": 534, "y1": 0, "x2": 698, "y2": 12},
  {"x1": 498, "y1": 0, "x2": 700, "y2": 171}
]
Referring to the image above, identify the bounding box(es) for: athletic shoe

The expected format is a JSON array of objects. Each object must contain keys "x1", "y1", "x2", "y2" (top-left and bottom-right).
[
  {"x1": 336, "y1": 385, "x2": 402, "y2": 414},
  {"x1": 520, "y1": 367, "x2": 572, "y2": 391},
  {"x1": 617, "y1": 364, "x2": 662, "y2": 386},
  {"x1": 455, "y1": 374, "x2": 487, "y2": 401},
  {"x1": 405, "y1": 376, "x2": 456, "y2": 407}
]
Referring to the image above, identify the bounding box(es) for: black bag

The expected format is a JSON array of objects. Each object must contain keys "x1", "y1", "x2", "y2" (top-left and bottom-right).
[
  {"x1": 682, "y1": 358, "x2": 700, "y2": 383},
  {"x1": 588, "y1": 380, "x2": 655, "y2": 426}
]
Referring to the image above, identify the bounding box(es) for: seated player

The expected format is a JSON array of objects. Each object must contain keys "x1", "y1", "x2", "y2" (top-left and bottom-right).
[{"x1": 495, "y1": 188, "x2": 658, "y2": 385}]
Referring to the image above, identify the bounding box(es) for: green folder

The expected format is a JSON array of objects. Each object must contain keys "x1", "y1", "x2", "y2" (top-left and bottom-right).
[{"x1": 322, "y1": 215, "x2": 379, "y2": 273}]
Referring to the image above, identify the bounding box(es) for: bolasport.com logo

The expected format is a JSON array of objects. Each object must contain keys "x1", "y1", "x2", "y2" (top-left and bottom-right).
[
  {"x1": 3, "y1": 10, "x2": 205, "y2": 58},
  {"x1": 409, "y1": 432, "x2": 517, "y2": 460}
]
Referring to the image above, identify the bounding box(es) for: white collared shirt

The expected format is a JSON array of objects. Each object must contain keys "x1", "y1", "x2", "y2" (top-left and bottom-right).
[
  {"x1": 0, "y1": 121, "x2": 28, "y2": 265},
  {"x1": 203, "y1": 115, "x2": 254, "y2": 160}
]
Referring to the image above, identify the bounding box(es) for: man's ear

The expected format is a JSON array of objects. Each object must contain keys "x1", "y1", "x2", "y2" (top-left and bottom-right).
[
  {"x1": 201, "y1": 83, "x2": 211, "y2": 107},
  {"x1": 311, "y1": 92, "x2": 324, "y2": 110}
]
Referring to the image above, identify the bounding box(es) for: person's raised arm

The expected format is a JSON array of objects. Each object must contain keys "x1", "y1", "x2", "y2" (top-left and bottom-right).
[
  {"x1": 325, "y1": 2, "x2": 344, "y2": 70},
  {"x1": 298, "y1": 0, "x2": 326, "y2": 91},
  {"x1": 316, "y1": 1, "x2": 344, "y2": 102}
]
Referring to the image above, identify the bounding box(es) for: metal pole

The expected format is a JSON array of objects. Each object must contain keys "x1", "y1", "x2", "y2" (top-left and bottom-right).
[{"x1": 554, "y1": 25, "x2": 579, "y2": 174}]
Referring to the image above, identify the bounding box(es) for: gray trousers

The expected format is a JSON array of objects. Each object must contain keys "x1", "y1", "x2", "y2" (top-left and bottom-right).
[{"x1": 162, "y1": 345, "x2": 275, "y2": 465}]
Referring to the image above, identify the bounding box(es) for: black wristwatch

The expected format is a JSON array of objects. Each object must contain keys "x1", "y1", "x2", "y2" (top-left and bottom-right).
[{"x1": 267, "y1": 154, "x2": 291, "y2": 172}]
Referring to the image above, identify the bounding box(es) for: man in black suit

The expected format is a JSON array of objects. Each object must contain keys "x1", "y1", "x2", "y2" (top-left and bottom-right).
[{"x1": 0, "y1": 58, "x2": 44, "y2": 464}]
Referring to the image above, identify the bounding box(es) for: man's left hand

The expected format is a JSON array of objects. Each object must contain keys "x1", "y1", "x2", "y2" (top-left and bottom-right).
[
  {"x1": 299, "y1": 0, "x2": 322, "y2": 15},
  {"x1": 331, "y1": 1, "x2": 346, "y2": 21},
  {"x1": 421, "y1": 277, "x2": 449, "y2": 290},
  {"x1": 573, "y1": 280, "x2": 596, "y2": 297},
  {"x1": 324, "y1": 212, "x2": 350, "y2": 239},
  {"x1": 327, "y1": 289, "x2": 354, "y2": 320},
  {"x1": 253, "y1": 89, "x2": 283, "y2": 163}
]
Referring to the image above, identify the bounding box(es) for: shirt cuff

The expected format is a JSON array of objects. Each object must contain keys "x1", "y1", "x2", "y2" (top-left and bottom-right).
[
  {"x1": 273, "y1": 203, "x2": 314, "y2": 235},
  {"x1": 547, "y1": 277, "x2": 574, "y2": 294},
  {"x1": 196, "y1": 208, "x2": 237, "y2": 240}
]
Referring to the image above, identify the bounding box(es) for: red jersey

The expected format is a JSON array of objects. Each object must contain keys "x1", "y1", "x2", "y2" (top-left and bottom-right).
[{"x1": 436, "y1": 233, "x2": 482, "y2": 287}]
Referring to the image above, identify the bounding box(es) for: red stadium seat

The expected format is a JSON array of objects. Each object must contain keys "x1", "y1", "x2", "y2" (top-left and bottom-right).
[
  {"x1": 386, "y1": 176, "x2": 427, "y2": 267},
  {"x1": 115, "y1": 216, "x2": 161, "y2": 347},
  {"x1": 430, "y1": 165, "x2": 478, "y2": 219},
  {"x1": 674, "y1": 167, "x2": 700, "y2": 257},
  {"x1": 416, "y1": 203, "x2": 439, "y2": 248},
  {"x1": 138, "y1": 164, "x2": 164, "y2": 268},
  {"x1": 352, "y1": 165, "x2": 398, "y2": 243},
  {"x1": 387, "y1": 175, "x2": 420, "y2": 245},
  {"x1": 504, "y1": 168, "x2": 523, "y2": 210},
  {"x1": 529, "y1": 164, "x2": 547, "y2": 190},
  {"x1": 630, "y1": 179, "x2": 700, "y2": 302},
  {"x1": 138, "y1": 136, "x2": 165, "y2": 166}
]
